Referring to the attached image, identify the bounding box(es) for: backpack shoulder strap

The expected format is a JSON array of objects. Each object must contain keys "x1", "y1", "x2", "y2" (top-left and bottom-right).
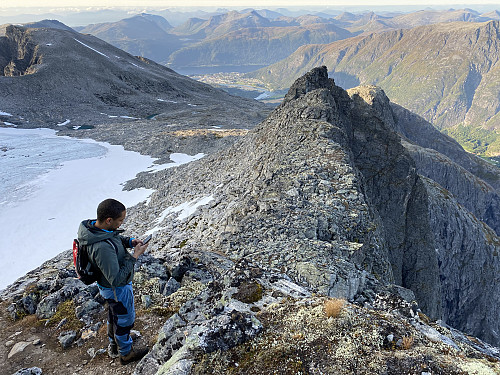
[{"x1": 104, "y1": 239, "x2": 119, "y2": 254}]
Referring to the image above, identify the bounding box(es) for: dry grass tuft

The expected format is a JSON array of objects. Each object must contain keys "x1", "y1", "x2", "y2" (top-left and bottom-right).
[
  {"x1": 402, "y1": 336, "x2": 414, "y2": 350},
  {"x1": 324, "y1": 298, "x2": 345, "y2": 318},
  {"x1": 15, "y1": 314, "x2": 39, "y2": 328}
]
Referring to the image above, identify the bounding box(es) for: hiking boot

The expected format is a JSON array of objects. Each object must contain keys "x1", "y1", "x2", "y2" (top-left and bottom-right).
[
  {"x1": 107, "y1": 342, "x2": 119, "y2": 358},
  {"x1": 119, "y1": 346, "x2": 149, "y2": 365}
]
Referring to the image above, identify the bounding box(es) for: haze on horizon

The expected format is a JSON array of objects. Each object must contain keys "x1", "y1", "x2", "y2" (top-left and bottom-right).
[{"x1": 1, "y1": 0, "x2": 500, "y2": 9}]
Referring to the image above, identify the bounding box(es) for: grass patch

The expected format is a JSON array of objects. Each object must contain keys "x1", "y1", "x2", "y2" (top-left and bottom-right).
[
  {"x1": 444, "y1": 124, "x2": 500, "y2": 157},
  {"x1": 401, "y1": 336, "x2": 414, "y2": 350},
  {"x1": 324, "y1": 298, "x2": 345, "y2": 318}
]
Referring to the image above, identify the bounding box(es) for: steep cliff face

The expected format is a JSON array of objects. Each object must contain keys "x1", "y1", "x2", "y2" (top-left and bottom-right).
[
  {"x1": 424, "y1": 176, "x2": 500, "y2": 346},
  {"x1": 347, "y1": 84, "x2": 500, "y2": 341},
  {"x1": 391, "y1": 101, "x2": 500, "y2": 192},
  {"x1": 348, "y1": 86, "x2": 500, "y2": 235},
  {"x1": 125, "y1": 67, "x2": 500, "y2": 345},
  {"x1": 346, "y1": 86, "x2": 441, "y2": 318}
]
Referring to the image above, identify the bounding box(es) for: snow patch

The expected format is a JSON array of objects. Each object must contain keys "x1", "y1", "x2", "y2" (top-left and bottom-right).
[
  {"x1": 157, "y1": 99, "x2": 178, "y2": 103},
  {"x1": 145, "y1": 195, "x2": 214, "y2": 235},
  {"x1": 74, "y1": 38, "x2": 109, "y2": 58},
  {"x1": 0, "y1": 128, "x2": 157, "y2": 289},
  {"x1": 57, "y1": 119, "x2": 71, "y2": 126},
  {"x1": 130, "y1": 62, "x2": 144, "y2": 69},
  {"x1": 147, "y1": 153, "x2": 205, "y2": 173},
  {"x1": 0, "y1": 111, "x2": 13, "y2": 116},
  {"x1": 3, "y1": 122, "x2": 15, "y2": 126}
]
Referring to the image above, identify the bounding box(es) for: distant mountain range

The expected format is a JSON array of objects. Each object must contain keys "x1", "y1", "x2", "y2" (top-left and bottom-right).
[
  {"x1": 334, "y1": 8, "x2": 492, "y2": 34},
  {"x1": 168, "y1": 11, "x2": 354, "y2": 68},
  {"x1": 65, "y1": 8, "x2": 500, "y2": 74},
  {"x1": 77, "y1": 14, "x2": 181, "y2": 66},
  {"x1": 249, "y1": 20, "x2": 500, "y2": 156},
  {"x1": 74, "y1": 11, "x2": 355, "y2": 68}
]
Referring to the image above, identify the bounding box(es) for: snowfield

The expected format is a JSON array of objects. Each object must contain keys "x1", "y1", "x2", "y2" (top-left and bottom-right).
[{"x1": 0, "y1": 128, "x2": 204, "y2": 289}]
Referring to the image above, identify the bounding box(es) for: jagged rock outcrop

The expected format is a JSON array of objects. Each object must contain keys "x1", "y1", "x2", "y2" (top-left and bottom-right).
[
  {"x1": 0, "y1": 25, "x2": 41, "y2": 76},
  {"x1": 125, "y1": 66, "x2": 499, "y2": 346},
  {"x1": 348, "y1": 85, "x2": 500, "y2": 235}
]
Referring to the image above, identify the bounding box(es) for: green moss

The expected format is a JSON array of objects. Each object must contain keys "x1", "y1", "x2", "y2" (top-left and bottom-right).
[
  {"x1": 44, "y1": 300, "x2": 83, "y2": 330},
  {"x1": 233, "y1": 282, "x2": 263, "y2": 304}
]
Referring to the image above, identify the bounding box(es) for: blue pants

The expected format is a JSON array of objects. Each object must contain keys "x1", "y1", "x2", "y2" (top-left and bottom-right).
[{"x1": 98, "y1": 282, "x2": 135, "y2": 356}]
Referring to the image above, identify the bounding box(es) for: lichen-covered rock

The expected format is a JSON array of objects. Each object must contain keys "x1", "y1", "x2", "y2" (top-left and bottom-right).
[
  {"x1": 35, "y1": 284, "x2": 81, "y2": 319},
  {"x1": 11, "y1": 368, "x2": 42, "y2": 375},
  {"x1": 162, "y1": 278, "x2": 181, "y2": 297},
  {"x1": 197, "y1": 310, "x2": 263, "y2": 353}
]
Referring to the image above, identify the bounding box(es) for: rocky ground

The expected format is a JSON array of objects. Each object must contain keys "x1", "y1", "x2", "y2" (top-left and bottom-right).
[{"x1": 2, "y1": 247, "x2": 500, "y2": 375}]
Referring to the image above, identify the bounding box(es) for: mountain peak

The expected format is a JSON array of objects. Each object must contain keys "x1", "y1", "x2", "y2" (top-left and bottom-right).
[{"x1": 283, "y1": 66, "x2": 335, "y2": 102}]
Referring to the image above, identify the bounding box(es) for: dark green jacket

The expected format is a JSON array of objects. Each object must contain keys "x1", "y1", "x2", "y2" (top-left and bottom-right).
[{"x1": 77, "y1": 219, "x2": 136, "y2": 288}]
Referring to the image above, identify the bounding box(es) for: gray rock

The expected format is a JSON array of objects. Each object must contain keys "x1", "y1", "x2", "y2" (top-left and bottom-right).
[
  {"x1": 159, "y1": 359, "x2": 193, "y2": 375},
  {"x1": 21, "y1": 293, "x2": 39, "y2": 315},
  {"x1": 75, "y1": 299, "x2": 103, "y2": 322},
  {"x1": 141, "y1": 295, "x2": 152, "y2": 309},
  {"x1": 162, "y1": 278, "x2": 181, "y2": 297},
  {"x1": 11, "y1": 368, "x2": 42, "y2": 375},
  {"x1": 135, "y1": 314, "x2": 187, "y2": 375},
  {"x1": 36, "y1": 285, "x2": 81, "y2": 319},
  {"x1": 58, "y1": 330, "x2": 77, "y2": 349},
  {"x1": 8, "y1": 341, "x2": 31, "y2": 359},
  {"x1": 135, "y1": 254, "x2": 171, "y2": 280},
  {"x1": 387, "y1": 284, "x2": 416, "y2": 303},
  {"x1": 171, "y1": 258, "x2": 193, "y2": 282},
  {"x1": 184, "y1": 268, "x2": 213, "y2": 284},
  {"x1": 197, "y1": 310, "x2": 263, "y2": 353}
]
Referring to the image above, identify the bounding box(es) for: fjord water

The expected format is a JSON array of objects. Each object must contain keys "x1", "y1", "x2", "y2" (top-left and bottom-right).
[{"x1": 0, "y1": 128, "x2": 156, "y2": 290}]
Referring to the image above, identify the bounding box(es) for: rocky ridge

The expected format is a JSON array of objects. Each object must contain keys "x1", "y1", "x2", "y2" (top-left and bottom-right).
[
  {"x1": 2, "y1": 67, "x2": 500, "y2": 374},
  {"x1": 123, "y1": 67, "x2": 500, "y2": 346}
]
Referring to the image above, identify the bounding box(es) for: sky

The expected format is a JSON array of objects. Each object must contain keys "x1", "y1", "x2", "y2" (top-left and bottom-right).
[{"x1": 1, "y1": 0, "x2": 500, "y2": 8}]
